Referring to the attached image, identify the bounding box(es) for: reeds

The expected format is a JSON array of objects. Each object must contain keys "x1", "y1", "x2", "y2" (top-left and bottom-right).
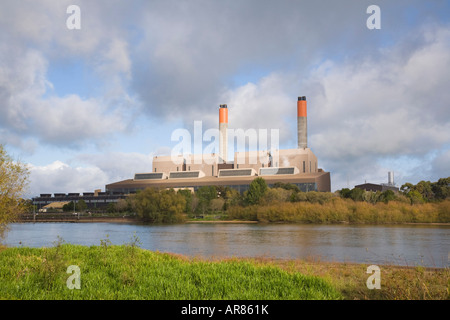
[{"x1": 227, "y1": 199, "x2": 450, "y2": 224}]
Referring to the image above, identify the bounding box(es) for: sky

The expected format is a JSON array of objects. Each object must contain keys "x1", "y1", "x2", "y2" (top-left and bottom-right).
[{"x1": 1, "y1": 0, "x2": 449, "y2": 198}]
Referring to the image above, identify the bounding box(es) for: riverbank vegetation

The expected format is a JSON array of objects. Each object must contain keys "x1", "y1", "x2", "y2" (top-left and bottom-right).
[
  {"x1": 0, "y1": 242, "x2": 447, "y2": 300},
  {"x1": 105, "y1": 176, "x2": 450, "y2": 224},
  {"x1": 0, "y1": 242, "x2": 341, "y2": 300}
]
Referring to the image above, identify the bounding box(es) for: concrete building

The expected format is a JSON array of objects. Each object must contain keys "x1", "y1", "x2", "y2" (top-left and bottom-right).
[
  {"x1": 106, "y1": 96, "x2": 331, "y2": 194},
  {"x1": 32, "y1": 191, "x2": 126, "y2": 210}
]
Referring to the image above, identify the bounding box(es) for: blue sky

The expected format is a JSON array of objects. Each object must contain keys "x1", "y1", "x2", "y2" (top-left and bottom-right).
[{"x1": 1, "y1": 0, "x2": 449, "y2": 197}]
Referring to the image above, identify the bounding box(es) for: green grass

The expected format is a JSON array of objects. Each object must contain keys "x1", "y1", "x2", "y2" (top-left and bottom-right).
[{"x1": 0, "y1": 243, "x2": 341, "y2": 300}]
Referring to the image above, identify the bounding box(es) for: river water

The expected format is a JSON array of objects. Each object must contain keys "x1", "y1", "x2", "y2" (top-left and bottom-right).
[{"x1": 3, "y1": 222, "x2": 449, "y2": 268}]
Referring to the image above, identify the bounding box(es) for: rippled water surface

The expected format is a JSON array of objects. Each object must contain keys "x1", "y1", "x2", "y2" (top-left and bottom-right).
[{"x1": 3, "y1": 222, "x2": 449, "y2": 268}]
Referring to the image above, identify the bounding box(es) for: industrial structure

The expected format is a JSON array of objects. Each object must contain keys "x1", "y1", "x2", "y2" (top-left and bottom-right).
[
  {"x1": 355, "y1": 172, "x2": 399, "y2": 193},
  {"x1": 32, "y1": 190, "x2": 126, "y2": 210},
  {"x1": 105, "y1": 96, "x2": 331, "y2": 194}
]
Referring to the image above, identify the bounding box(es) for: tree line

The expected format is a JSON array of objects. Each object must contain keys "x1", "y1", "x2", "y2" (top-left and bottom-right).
[
  {"x1": 105, "y1": 176, "x2": 449, "y2": 223},
  {"x1": 338, "y1": 178, "x2": 450, "y2": 204}
]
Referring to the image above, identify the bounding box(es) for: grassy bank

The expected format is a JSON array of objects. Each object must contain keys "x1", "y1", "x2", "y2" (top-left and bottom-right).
[
  {"x1": 257, "y1": 258, "x2": 449, "y2": 300},
  {"x1": 0, "y1": 243, "x2": 448, "y2": 300},
  {"x1": 0, "y1": 243, "x2": 341, "y2": 300}
]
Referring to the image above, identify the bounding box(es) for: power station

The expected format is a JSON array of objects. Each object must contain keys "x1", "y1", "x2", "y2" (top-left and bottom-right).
[{"x1": 105, "y1": 96, "x2": 331, "y2": 194}]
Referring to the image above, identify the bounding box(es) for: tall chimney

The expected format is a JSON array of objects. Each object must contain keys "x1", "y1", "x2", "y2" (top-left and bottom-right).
[
  {"x1": 219, "y1": 104, "x2": 228, "y2": 163},
  {"x1": 297, "y1": 96, "x2": 307, "y2": 149},
  {"x1": 388, "y1": 171, "x2": 394, "y2": 185}
]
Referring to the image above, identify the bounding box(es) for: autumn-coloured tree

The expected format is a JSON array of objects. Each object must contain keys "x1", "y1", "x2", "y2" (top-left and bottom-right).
[{"x1": 0, "y1": 145, "x2": 29, "y2": 240}]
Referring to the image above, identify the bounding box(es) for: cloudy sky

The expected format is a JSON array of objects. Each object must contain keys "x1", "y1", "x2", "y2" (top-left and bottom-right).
[{"x1": 1, "y1": 0, "x2": 449, "y2": 197}]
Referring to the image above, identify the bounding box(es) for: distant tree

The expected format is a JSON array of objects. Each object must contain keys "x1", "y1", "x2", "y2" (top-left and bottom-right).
[
  {"x1": 362, "y1": 191, "x2": 381, "y2": 204},
  {"x1": 305, "y1": 191, "x2": 335, "y2": 204},
  {"x1": 114, "y1": 198, "x2": 131, "y2": 212},
  {"x1": 379, "y1": 190, "x2": 396, "y2": 203},
  {"x1": 400, "y1": 178, "x2": 450, "y2": 203},
  {"x1": 245, "y1": 177, "x2": 268, "y2": 205},
  {"x1": 177, "y1": 189, "x2": 193, "y2": 214},
  {"x1": 338, "y1": 188, "x2": 352, "y2": 199},
  {"x1": 210, "y1": 198, "x2": 225, "y2": 212},
  {"x1": 133, "y1": 188, "x2": 159, "y2": 220},
  {"x1": 263, "y1": 188, "x2": 293, "y2": 204},
  {"x1": 349, "y1": 188, "x2": 364, "y2": 201},
  {"x1": 133, "y1": 187, "x2": 185, "y2": 223},
  {"x1": 400, "y1": 183, "x2": 414, "y2": 195},
  {"x1": 290, "y1": 191, "x2": 307, "y2": 202},
  {"x1": 407, "y1": 190, "x2": 425, "y2": 204},
  {"x1": 415, "y1": 181, "x2": 434, "y2": 201},
  {"x1": 158, "y1": 188, "x2": 186, "y2": 222},
  {"x1": 77, "y1": 199, "x2": 87, "y2": 212},
  {"x1": 272, "y1": 182, "x2": 300, "y2": 193},
  {"x1": 106, "y1": 202, "x2": 116, "y2": 213},
  {"x1": 196, "y1": 186, "x2": 216, "y2": 203},
  {"x1": 225, "y1": 188, "x2": 241, "y2": 207},
  {"x1": 195, "y1": 186, "x2": 217, "y2": 214},
  {"x1": 63, "y1": 201, "x2": 75, "y2": 212},
  {"x1": 432, "y1": 178, "x2": 450, "y2": 200},
  {"x1": 22, "y1": 199, "x2": 36, "y2": 213},
  {"x1": 214, "y1": 186, "x2": 228, "y2": 199}
]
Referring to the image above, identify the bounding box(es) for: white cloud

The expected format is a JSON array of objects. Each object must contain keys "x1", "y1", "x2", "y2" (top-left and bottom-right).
[
  {"x1": 0, "y1": 1, "x2": 138, "y2": 151},
  {"x1": 0, "y1": 46, "x2": 132, "y2": 148},
  {"x1": 431, "y1": 150, "x2": 450, "y2": 180},
  {"x1": 302, "y1": 24, "x2": 450, "y2": 190},
  {"x1": 76, "y1": 152, "x2": 153, "y2": 181},
  {"x1": 26, "y1": 151, "x2": 153, "y2": 197},
  {"x1": 27, "y1": 161, "x2": 108, "y2": 197}
]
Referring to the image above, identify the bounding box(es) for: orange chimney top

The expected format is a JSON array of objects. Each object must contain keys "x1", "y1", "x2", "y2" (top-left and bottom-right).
[
  {"x1": 219, "y1": 104, "x2": 228, "y2": 123},
  {"x1": 297, "y1": 96, "x2": 307, "y2": 118}
]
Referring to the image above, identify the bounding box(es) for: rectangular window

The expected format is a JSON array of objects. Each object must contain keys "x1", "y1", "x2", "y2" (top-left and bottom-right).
[
  {"x1": 303, "y1": 161, "x2": 305, "y2": 173},
  {"x1": 310, "y1": 161, "x2": 311, "y2": 173}
]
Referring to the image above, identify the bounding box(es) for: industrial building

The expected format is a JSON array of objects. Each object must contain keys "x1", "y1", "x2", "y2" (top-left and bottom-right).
[
  {"x1": 105, "y1": 96, "x2": 331, "y2": 194},
  {"x1": 32, "y1": 190, "x2": 126, "y2": 210},
  {"x1": 355, "y1": 172, "x2": 399, "y2": 193}
]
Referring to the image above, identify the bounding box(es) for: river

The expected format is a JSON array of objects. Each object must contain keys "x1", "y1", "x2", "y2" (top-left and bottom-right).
[{"x1": 3, "y1": 222, "x2": 449, "y2": 268}]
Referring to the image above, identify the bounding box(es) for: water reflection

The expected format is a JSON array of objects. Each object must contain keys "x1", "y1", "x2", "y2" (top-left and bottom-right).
[{"x1": 3, "y1": 222, "x2": 449, "y2": 268}]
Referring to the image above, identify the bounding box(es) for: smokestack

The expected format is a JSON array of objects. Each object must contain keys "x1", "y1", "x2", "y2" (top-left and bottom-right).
[
  {"x1": 388, "y1": 171, "x2": 394, "y2": 185},
  {"x1": 219, "y1": 104, "x2": 228, "y2": 163},
  {"x1": 297, "y1": 96, "x2": 307, "y2": 149}
]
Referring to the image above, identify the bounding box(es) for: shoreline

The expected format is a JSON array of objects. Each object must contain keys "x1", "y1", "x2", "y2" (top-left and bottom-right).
[
  {"x1": 15, "y1": 216, "x2": 450, "y2": 226},
  {"x1": 185, "y1": 220, "x2": 258, "y2": 224}
]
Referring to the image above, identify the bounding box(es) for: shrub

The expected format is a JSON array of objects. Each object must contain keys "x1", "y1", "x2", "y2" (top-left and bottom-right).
[
  {"x1": 132, "y1": 188, "x2": 186, "y2": 223},
  {"x1": 244, "y1": 177, "x2": 268, "y2": 205}
]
